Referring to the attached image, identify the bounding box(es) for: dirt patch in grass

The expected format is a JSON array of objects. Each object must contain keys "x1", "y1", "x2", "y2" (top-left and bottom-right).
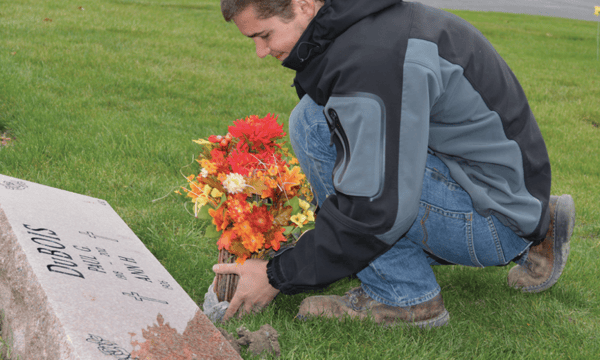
[{"x1": 0, "y1": 132, "x2": 15, "y2": 148}]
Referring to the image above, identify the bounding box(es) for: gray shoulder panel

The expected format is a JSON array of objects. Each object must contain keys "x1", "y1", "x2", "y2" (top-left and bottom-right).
[{"x1": 405, "y1": 38, "x2": 542, "y2": 236}]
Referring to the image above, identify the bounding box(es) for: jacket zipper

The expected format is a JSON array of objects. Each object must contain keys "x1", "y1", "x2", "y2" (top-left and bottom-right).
[{"x1": 327, "y1": 109, "x2": 351, "y2": 179}]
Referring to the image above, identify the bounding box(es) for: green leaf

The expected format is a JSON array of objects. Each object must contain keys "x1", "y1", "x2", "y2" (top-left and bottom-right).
[
  {"x1": 197, "y1": 204, "x2": 211, "y2": 220},
  {"x1": 301, "y1": 223, "x2": 315, "y2": 232},
  {"x1": 283, "y1": 226, "x2": 295, "y2": 235},
  {"x1": 218, "y1": 194, "x2": 227, "y2": 208},
  {"x1": 204, "y1": 224, "x2": 222, "y2": 239},
  {"x1": 284, "y1": 196, "x2": 301, "y2": 215}
]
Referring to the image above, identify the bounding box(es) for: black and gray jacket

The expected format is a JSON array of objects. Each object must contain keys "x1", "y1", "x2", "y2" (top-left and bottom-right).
[{"x1": 266, "y1": 0, "x2": 551, "y2": 295}]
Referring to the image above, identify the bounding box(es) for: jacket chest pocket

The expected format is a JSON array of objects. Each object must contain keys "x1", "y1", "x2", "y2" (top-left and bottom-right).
[{"x1": 324, "y1": 93, "x2": 386, "y2": 200}]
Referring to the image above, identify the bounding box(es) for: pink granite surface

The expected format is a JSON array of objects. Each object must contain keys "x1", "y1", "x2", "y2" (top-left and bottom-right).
[{"x1": 0, "y1": 174, "x2": 241, "y2": 360}]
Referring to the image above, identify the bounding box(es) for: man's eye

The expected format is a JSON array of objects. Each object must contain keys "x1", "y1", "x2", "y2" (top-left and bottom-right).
[{"x1": 261, "y1": 33, "x2": 270, "y2": 40}]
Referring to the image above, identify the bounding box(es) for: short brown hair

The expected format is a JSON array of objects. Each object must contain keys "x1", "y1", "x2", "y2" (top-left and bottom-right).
[{"x1": 220, "y1": 0, "x2": 296, "y2": 22}]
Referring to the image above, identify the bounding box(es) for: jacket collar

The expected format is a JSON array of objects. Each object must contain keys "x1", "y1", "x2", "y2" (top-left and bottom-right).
[{"x1": 282, "y1": 0, "x2": 402, "y2": 71}]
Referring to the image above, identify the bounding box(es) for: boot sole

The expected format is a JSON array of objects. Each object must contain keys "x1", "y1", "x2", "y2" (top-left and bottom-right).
[
  {"x1": 296, "y1": 308, "x2": 451, "y2": 328},
  {"x1": 410, "y1": 309, "x2": 450, "y2": 329},
  {"x1": 522, "y1": 194, "x2": 575, "y2": 293},
  {"x1": 380, "y1": 308, "x2": 450, "y2": 329}
]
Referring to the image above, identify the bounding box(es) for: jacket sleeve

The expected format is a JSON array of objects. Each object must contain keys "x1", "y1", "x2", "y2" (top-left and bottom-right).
[{"x1": 267, "y1": 52, "x2": 445, "y2": 294}]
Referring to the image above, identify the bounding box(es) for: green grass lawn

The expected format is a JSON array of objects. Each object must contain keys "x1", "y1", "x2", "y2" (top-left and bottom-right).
[{"x1": 1, "y1": 1, "x2": 599, "y2": 359}]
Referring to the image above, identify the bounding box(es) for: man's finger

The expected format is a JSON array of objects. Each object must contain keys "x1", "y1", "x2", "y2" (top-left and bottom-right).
[
  {"x1": 213, "y1": 263, "x2": 240, "y2": 275},
  {"x1": 242, "y1": 301, "x2": 253, "y2": 316},
  {"x1": 223, "y1": 291, "x2": 243, "y2": 321},
  {"x1": 223, "y1": 292, "x2": 244, "y2": 321}
]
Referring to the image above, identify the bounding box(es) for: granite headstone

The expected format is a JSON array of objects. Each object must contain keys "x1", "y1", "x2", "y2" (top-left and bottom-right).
[{"x1": 0, "y1": 174, "x2": 241, "y2": 359}]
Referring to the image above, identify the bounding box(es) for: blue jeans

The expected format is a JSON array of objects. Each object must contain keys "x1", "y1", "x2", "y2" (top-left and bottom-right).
[{"x1": 289, "y1": 95, "x2": 532, "y2": 307}]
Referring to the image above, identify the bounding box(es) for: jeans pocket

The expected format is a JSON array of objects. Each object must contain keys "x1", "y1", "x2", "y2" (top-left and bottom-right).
[
  {"x1": 407, "y1": 200, "x2": 525, "y2": 267},
  {"x1": 406, "y1": 201, "x2": 482, "y2": 267}
]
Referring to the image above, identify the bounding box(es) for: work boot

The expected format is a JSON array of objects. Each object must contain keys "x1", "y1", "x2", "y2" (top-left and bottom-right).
[
  {"x1": 296, "y1": 287, "x2": 449, "y2": 328},
  {"x1": 508, "y1": 194, "x2": 575, "y2": 293}
]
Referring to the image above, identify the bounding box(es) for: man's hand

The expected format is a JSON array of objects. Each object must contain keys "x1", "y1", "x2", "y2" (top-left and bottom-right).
[{"x1": 213, "y1": 259, "x2": 280, "y2": 321}]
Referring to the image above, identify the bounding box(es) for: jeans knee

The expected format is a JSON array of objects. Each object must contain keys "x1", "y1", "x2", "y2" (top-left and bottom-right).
[
  {"x1": 289, "y1": 99, "x2": 309, "y2": 149},
  {"x1": 290, "y1": 95, "x2": 325, "y2": 150}
]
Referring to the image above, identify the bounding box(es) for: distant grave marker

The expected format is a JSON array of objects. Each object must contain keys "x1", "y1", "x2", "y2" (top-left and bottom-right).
[{"x1": 0, "y1": 174, "x2": 241, "y2": 359}]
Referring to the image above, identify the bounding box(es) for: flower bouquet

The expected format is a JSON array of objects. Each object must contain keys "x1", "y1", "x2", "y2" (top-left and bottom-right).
[{"x1": 180, "y1": 114, "x2": 315, "y2": 302}]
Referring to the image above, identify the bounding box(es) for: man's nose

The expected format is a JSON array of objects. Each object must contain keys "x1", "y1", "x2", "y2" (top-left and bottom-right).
[{"x1": 254, "y1": 39, "x2": 269, "y2": 58}]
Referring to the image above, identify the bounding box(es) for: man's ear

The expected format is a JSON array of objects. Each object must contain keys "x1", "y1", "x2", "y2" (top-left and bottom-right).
[{"x1": 294, "y1": 0, "x2": 317, "y2": 17}]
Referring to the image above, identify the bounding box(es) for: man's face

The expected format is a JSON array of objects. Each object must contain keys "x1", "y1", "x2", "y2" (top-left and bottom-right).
[{"x1": 233, "y1": 1, "x2": 319, "y2": 62}]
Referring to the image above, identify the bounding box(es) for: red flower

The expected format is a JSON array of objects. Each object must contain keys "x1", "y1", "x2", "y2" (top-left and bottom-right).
[
  {"x1": 249, "y1": 205, "x2": 274, "y2": 234},
  {"x1": 228, "y1": 114, "x2": 286, "y2": 151},
  {"x1": 227, "y1": 150, "x2": 258, "y2": 176},
  {"x1": 208, "y1": 135, "x2": 224, "y2": 143},
  {"x1": 209, "y1": 148, "x2": 229, "y2": 174}
]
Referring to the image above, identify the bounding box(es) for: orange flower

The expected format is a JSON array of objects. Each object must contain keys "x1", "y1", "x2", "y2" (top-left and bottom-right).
[
  {"x1": 265, "y1": 228, "x2": 286, "y2": 251},
  {"x1": 228, "y1": 240, "x2": 252, "y2": 261},
  {"x1": 226, "y1": 193, "x2": 250, "y2": 222},
  {"x1": 217, "y1": 173, "x2": 228, "y2": 182},
  {"x1": 235, "y1": 253, "x2": 251, "y2": 264},
  {"x1": 233, "y1": 220, "x2": 266, "y2": 253},
  {"x1": 241, "y1": 232, "x2": 265, "y2": 253},
  {"x1": 261, "y1": 187, "x2": 275, "y2": 200},
  {"x1": 199, "y1": 159, "x2": 217, "y2": 175},
  {"x1": 255, "y1": 172, "x2": 278, "y2": 196},
  {"x1": 233, "y1": 220, "x2": 254, "y2": 238},
  {"x1": 209, "y1": 206, "x2": 229, "y2": 232},
  {"x1": 217, "y1": 229, "x2": 236, "y2": 250},
  {"x1": 280, "y1": 166, "x2": 305, "y2": 193}
]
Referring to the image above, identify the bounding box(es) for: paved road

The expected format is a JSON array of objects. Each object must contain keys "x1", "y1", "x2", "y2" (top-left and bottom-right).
[{"x1": 416, "y1": 0, "x2": 599, "y2": 22}]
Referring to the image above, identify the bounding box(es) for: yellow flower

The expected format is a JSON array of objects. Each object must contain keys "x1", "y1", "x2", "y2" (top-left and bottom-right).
[
  {"x1": 211, "y1": 188, "x2": 223, "y2": 198},
  {"x1": 192, "y1": 184, "x2": 212, "y2": 216},
  {"x1": 306, "y1": 210, "x2": 315, "y2": 222},
  {"x1": 595, "y1": 6, "x2": 600, "y2": 16},
  {"x1": 193, "y1": 138, "x2": 212, "y2": 145},
  {"x1": 298, "y1": 199, "x2": 310, "y2": 211},
  {"x1": 290, "y1": 213, "x2": 307, "y2": 228},
  {"x1": 267, "y1": 165, "x2": 279, "y2": 176}
]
